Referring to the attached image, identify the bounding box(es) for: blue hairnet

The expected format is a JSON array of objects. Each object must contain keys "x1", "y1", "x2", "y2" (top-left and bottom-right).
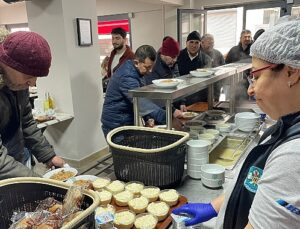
[{"x1": 250, "y1": 17, "x2": 300, "y2": 69}]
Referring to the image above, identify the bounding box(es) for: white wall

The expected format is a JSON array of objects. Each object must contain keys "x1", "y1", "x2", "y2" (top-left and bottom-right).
[
  {"x1": 0, "y1": 2, "x2": 27, "y2": 25},
  {"x1": 26, "y1": 0, "x2": 106, "y2": 162},
  {"x1": 196, "y1": 0, "x2": 280, "y2": 8},
  {"x1": 96, "y1": 0, "x2": 165, "y2": 51}
]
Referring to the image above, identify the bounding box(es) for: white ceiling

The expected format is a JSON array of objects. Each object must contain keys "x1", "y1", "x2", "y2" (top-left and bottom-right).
[{"x1": 0, "y1": 0, "x2": 183, "y2": 8}]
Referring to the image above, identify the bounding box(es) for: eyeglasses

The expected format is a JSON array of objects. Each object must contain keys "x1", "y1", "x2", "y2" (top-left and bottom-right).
[{"x1": 248, "y1": 64, "x2": 278, "y2": 85}]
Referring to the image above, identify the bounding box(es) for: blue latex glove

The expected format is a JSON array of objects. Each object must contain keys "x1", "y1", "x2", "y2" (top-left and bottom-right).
[{"x1": 172, "y1": 203, "x2": 218, "y2": 226}]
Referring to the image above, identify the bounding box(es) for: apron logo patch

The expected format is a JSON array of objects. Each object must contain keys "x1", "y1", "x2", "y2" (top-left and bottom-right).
[{"x1": 244, "y1": 166, "x2": 263, "y2": 193}]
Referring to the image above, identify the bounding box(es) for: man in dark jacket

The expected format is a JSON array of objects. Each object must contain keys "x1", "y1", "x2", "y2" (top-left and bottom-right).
[
  {"x1": 177, "y1": 31, "x2": 211, "y2": 76},
  {"x1": 145, "y1": 36, "x2": 180, "y2": 85},
  {"x1": 0, "y1": 31, "x2": 65, "y2": 179},
  {"x1": 177, "y1": 31, "x2": 211, "y2": 105},
  {"x1": 101, "y1": 45, "x2": 181, "y2": 137},
  {"x1": 225, "y1": 29, "x2": 252, "y2": 64}
]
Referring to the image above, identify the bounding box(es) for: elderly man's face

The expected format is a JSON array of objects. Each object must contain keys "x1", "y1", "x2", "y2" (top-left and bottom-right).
[
  {"x1": 112, "y1": 34, "x2": 126, "y2": 50},
  {"x1": 1, "y1": 63, "x2": 37, "y2": 91},
  {"x1": 201, "y1": 37, "x2": 214, "y2": 53},
  {"x1": 161, "y1": 54, "x2": 177, "y2": 67},
  {"x1": 240, "y1": 32, "x2": 252, "y2": 47},
  {"x1": 186, "y1": 40, "x2": 201, "y2": 56}
]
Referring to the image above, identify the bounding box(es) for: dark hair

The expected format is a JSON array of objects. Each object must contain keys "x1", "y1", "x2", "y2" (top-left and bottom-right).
[
  {"x1": 272, "y1": 64, "x2": 285, "y2": 72},
  {"x1": 135, "y1": 45, "x2": 157, "y2": 62},
  {"x1": 111, "y1": 27, "x2": 127, "y2": 38},
  {"x1": 253, "y1": 29, "x2": 265, "y2": 42},
  {"x1": 240, "y1": 29, "x2": 251, "y2": 37}
]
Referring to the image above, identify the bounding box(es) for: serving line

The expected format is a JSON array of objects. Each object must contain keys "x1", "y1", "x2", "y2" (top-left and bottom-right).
[{"x1": 129, "y1": 63, "x2": 252, "y2": 129}]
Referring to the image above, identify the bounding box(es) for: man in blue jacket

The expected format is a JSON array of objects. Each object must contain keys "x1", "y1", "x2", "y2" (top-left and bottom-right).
[{"x1": 101, "y1": 45, "x2": 181, "y2": 137}]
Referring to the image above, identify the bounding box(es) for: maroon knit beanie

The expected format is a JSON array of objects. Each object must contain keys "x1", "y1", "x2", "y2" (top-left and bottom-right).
[
  {"x1": 0, "y1": 31, "x2": 52, "y2": 77},
  {"x1": 161, "y1": 37, "x2": 180, "y2": 58}
]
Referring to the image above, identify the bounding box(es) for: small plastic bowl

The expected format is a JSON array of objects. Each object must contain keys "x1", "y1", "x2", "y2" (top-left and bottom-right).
[
  {"x1": 158, "y1": 189, "x2": 179, "y2": 206},
  {"x1": 140, "y1": 186, "x2": 160, "y2": 202},
  {"x1": 198, "y1": 133, "x2": 215, "y2": 144},
  {"x1": 128, "y1": 196, "x2": 149, "y2": 214},
  {"x1": 216, "y1": 123, "x2": 232, "y2": 133},
  {"x1": 114, "y1": 209, "x2": 136, "y2": 229},
  {"x1": 147, "y1": 201, "x2": 170, "y2": 221},
  {"x1": 205, "y1": 129, "x2": 220, "y2": 138},
  {"x1": 97, "y1": 189, "x2": 112, "y2": 205},
  {"x1": 125, "y1": 181, "x2": 144, "y2": 196},
  {"x1": 105, "y1": 180, "x2": 125, "y2": 195},
  {"x1": 92, "y1": 177, "x2": 111, "y2": 190},
  {"x1": 134, "y1": 213, "x2": 158, "y2": 229},
  {"x1": 113, "y1": 190, "x2": 134, "y2": 207},
  {"x1": 201, "y1": 164, "x2": 225, "y2": 180}
]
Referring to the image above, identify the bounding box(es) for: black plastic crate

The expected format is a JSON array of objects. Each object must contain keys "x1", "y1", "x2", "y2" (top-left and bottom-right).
[
  {"x1": 107, "y1": 126, "x2": 189, "y2": 188},
  {"x1": 0, "y1": 178, "x2": 100, "y2": 229}
]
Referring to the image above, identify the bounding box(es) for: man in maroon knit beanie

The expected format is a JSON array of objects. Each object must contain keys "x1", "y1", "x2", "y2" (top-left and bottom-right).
[{"x1": 0, "y1": 31, "x2": 65, "y2": 179}]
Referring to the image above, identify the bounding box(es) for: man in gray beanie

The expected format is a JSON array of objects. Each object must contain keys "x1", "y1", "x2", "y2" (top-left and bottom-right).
[
  {"x1": 0, "y1": 31, "x2": 65, "y2": 179},
  {"x1": 173, "y1": 18, "x2": 300, "y2": 229}
]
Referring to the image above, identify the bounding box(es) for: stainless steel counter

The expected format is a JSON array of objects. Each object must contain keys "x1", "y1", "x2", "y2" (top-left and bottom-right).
[
  {"x1": 173, "y1": 132, "x2": 260, "y2": 229},
  {"x1": 129, "y1": 63, "x2": 252, "y2": 129}
]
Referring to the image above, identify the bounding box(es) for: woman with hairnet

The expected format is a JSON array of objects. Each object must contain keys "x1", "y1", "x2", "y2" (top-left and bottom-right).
[{"x1": 173, "y1": 18, "x2": 300, "y2": 229}]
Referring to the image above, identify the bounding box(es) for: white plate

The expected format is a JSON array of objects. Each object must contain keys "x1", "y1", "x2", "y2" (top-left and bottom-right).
[
  {"x1": 182, "y1": 112, "x2": 198, "y2": 120},
  {"x1": 190, "y1": 70, "x2": 214, "y2": 77},
  {"x1": 43, "y1": 167, "x2": 78, "y2": 181},
  {"x1": 152, "y1": 79, "x2": 184, "y2": 89},
  {"x1": 66, "y1": 175, "x2": 98, "y2": 184}
]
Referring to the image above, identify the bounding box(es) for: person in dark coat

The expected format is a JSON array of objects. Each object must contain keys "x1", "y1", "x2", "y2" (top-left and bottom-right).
[
  {"x1": 177, "y1": 31, "x2": 211, "y2": 106},
  {"x1": 0, "y1": 31, "x2": 65, "y2": 179},
  {"x1": 225, "y1": 29, "x2": 252, "y2": 64},
  {"x1": 145, "y1": 36, "x2": 180, "y2": 85},
  {"x1": 177, "y1": 31, "x2": 211, "y2": 76},
  {"x1": 101, "y1": 45, "x2": 182, "y2": 137}
]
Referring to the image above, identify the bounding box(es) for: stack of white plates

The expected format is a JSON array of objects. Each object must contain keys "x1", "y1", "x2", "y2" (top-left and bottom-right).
[
  {"x1": 235, "y1": 112, "x2": 260, "y2": 132},
  {"x1": 200, "y1": 164, "x2": 225, "y2": 188},
  {"x1": 186, "y1": 140, "x2": 211, "y2": 179}
]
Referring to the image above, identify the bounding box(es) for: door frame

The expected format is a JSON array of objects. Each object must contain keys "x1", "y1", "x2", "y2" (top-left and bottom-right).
[{"x1": 177, "y1": 9, "x2": 207, "y2": 48}]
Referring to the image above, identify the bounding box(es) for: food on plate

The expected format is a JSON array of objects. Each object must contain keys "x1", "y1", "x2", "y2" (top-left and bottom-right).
[
  {"x1": 114, "y1": 210, "x2": 136, "y2": 229},
  {"x1": 106, "y1": 180, "x2": 125, "y2": 194},
  {"x1": 49, "y1": 170, "x2": 75, "y2": 181},
  {"x1": 35, "y1": 224, "x2": 55, "y2": 229},
  {"x1": 197, "y1": 69, "x2": 209, "y2": 72},
  {"x1": 114, "y1": 190, "x2": 134, "y2": 206},
  {"x1": 146, "y1": 201, "x2": 170, "y2": 221},
  {"x1": 134, "y1": 213, "x2": 158, "y2": 229},
  {"x1": 159, "y1": 189, "x2": 179, "y2": 206},
  {"x1": 140, "y1": 186, "x2": 160, "y2": 202},
  {"x1": 97, "y1": 190, "x2": 113, "y2": 205},
  {"x1": 128, "y1": 196, "x2": 149, "y2": 214},
  {"x1": 183, "y1": 112, "x2": 197, "y2": 118},
  {"x1": 73, "y1": 179, "x2": 93, "y2": 189},
  {"x1": 92, "y1": 177, "x2": 111, "y2": 190},
  {"x1": 48, "y1": 204, "x2": 62, "y2": 213},
  {"x1": 125, "y1": 182, "x2": 144, "y2": 195},
  {"x1": 160, "y1": 79, "x2": 175, "y2": 83}
]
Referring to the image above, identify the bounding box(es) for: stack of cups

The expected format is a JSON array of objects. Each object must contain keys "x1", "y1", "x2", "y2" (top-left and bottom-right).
[{"x1": 186, "y1": 140, "x2": 211, "y2": 179}]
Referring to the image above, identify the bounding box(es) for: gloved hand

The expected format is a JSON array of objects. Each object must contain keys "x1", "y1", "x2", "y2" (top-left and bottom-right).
[{"x1": 172, "y1": 203, "x2": 218, "y2": 226}]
